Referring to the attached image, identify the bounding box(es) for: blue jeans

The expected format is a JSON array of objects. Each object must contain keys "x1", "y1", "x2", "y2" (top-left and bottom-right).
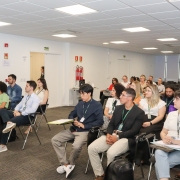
[{"x1": 155, "y1": 149, "x2": 180, "y2": 179}]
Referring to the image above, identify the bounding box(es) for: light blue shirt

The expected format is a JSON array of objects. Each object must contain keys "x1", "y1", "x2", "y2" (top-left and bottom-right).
[{"x1": 15, "y1": 93, "x2": 40, "y2": 116}]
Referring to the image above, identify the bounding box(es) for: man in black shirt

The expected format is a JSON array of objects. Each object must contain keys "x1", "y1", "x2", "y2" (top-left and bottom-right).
[
  {"x1": 162, "y1": 86, "x2": 175, "y2": 115},
  {"x1": 88, "y1": 88, "x2": 145, "y2": 180},
  {"x1": 51, "y1": 84, "x2": 103, "y2": 178}
]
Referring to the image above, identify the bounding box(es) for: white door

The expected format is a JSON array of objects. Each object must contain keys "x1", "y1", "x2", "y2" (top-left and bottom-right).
[{"x1": 45, "y1": 54, "x2": 62, "y2": 108}]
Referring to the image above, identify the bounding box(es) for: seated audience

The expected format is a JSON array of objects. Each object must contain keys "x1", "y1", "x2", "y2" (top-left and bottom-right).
[
  {"x1": 100, "y1": 78, "x2": 118, "y2": 106},
  {"x1": 140, "y1": 74, "x2": 146, "y2": 92},
  {"x1": 0, "y1": 82, "x2": 9, "y2": 109},
  {"x1": 0, "y1": 80, "x2": 40, "y2": 153},
  {"x1": 131, "y1": 81, "x2": 142, "y2": 106},
  {"x1": 121, "y1": 75, "x2": 129, "y2": 88},
  {"x1": 24, "y1": 78, "x2": 49, "y2": 134},
  {"x1": 102, "y1": 83, "x2": 125, "y2": 130},
  {"x1": 146, "y1": 79, "x2": 153, "y2": 86},
  {"x1": 157, "y1": 78, "x2": 165, "y2": 95},
  {"x1": 148, "y1": 75, "x2": 156, "y2": 85},
  {"x1": 51, "y1": 84, "x2": 103, "y2": 178},
  {"x1": 155, "y1": 90, "x2": 180, "y2": 180},
  {"x1": 127, "y1": 76, "x2": 136, "y2": 89},
  {"x1": 7, "y1": 74, "x2": 22, "y2": 109},
  {"x1": 139, "y1": 85, "x2": 166, "y2": 139},
  {"x1": 88, "y1": 88, "x2": 145, "y2": 180},
  {"x1": 162, "y1": 86, "x2": 175, "y2": 115}
]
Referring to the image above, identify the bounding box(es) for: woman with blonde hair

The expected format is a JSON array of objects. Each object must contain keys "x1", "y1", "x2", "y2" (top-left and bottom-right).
[
  {"x1": 140, "y1": 74, "x2": 146, "y2": 91},
  {"x1": 134, "y1": 81, "x2": 142, "y2": 105},
  {"x1": 139, "y1": 85, "x2": 166, "y2": 139}
]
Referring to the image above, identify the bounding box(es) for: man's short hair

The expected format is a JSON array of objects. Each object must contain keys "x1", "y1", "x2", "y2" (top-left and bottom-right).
[
  {"x1": 79, "y1": 84, "x2": 93, "y2": 97},
  {"x1": 149, "y1": 75, "x2": 153, "y2": 78},
  {"x1": 124, "y1": 88, "x2": 136, "y2": 100},
  {"x1": 123, "y1": 75, "x2": 128, "y2": 79},
  {"x1": 27, "y1": 80, "x2": 37, "y2": 90},
  {"x1": 8, "y1": 74, "x2": 16, "y2": 81},
  {"x1": 174, "y1": 90, "x2": 180, "y2": 99}
]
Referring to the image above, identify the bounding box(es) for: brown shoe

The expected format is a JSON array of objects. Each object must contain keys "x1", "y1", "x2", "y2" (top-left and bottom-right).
[{"x1": 95, "y1": 175, "x2": 104, "y2": 180}]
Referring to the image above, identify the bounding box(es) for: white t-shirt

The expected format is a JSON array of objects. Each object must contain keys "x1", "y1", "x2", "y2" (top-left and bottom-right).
[
  {"x1": 121, "y1": 81, "x2": 130, "y2": 88},
  {"x1": 105, "y1": 98, "x2": 120, "y2": 114},
  {"x1": 164, "y1": 110, "x2": 179, "y2": 137},
  {"x1": 139, "y1": 98, "x2": 166, "y2": 116}
]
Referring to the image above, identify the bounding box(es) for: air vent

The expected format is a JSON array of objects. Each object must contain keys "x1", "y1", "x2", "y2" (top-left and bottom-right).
[
  {"x1": 164, "y1": 43, "x2": 180, "y2": 47},
  {"x1": 54, "y1": 29, "x2": 81, "y2": 35}
]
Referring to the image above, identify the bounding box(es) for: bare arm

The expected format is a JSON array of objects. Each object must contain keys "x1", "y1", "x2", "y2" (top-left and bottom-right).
[
  {"x1": 151, "y1": 106, "x2": 166, "y2": 124},
  {"x1": 104, "y1": 107, "x2": 112, "y2": 119},
  {"x1": 0, "y1": 102, "x2": 7, "y2": 109}
]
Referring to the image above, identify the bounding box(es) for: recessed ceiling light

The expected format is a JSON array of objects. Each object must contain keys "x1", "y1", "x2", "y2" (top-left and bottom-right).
[
  {"x1": 0, "y1": 21, "x2": 11, "y2": 26},
  {"x1": 143, "y1": 47, "x2": 158, "y2": 50},
  {"x1": 53, "y1": 34, "x2": 77, "y2": 38},
  {"x1": 55, "y1": 5, "x2": 97, "y2": 15},
  {"x1": 122, "y1": 27, "x2": 150, "y2": 32},
  {"x1": 161, "y1": 51, "x2": 173, "y2": 53},
  {"x1": 110, "y1": 41, "x2": 129, "y2": 44},
  {"x1": 157, "y1": 38, "x2": 178, "y2": 41},
  {"x1": 103, "y1": 42, "x2": 109, "y2": 45}
]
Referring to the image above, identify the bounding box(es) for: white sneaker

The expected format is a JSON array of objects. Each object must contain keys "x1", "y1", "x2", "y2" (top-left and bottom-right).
[
  {"x1": 3, "y1": 122, "x2": 16, "y2": 133},
  {"x1": 64, "y1": 165, "x2": 75, "y2": 178},
  {"x1": 56, "y1": 166, "x2": 65, "y2": 174},
  {"x1": 0, "y1": 145, "x2": 8, "y2": 153}
]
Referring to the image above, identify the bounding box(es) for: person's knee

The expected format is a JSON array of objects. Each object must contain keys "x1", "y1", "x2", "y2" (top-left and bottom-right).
[
  {"x1": 51, "y1": 136, "x2": 61, "y2": 146},
  {"x1": 155, "y1": 149, "x2": 166, "y2": 158}
]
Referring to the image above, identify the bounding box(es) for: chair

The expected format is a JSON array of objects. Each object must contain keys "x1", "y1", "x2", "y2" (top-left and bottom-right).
[
  {"x1": 35, "y1": 103, "x2": 50, "y2": 132},
  {"x1": 133, "y1": 133, "x2": 156, "y2": 180},
  {"x1": 17, "y1": 113, "x2": 41, "y2": 150}
]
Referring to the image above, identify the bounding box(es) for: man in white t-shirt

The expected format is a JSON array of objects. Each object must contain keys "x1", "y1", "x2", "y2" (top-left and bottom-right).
[{"x1": 121, "y1": 75, "x2": 129, "y2": 88}]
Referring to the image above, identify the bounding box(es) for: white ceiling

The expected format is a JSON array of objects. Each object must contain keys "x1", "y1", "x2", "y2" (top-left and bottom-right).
[{"x1": 1, "y1": 0, "x2": 180, "y2": 54}]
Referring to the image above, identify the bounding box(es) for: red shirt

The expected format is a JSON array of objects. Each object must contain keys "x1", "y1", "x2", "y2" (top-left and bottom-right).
[{"x1": 108, "y1": 84, "x2": 114, "y2": 91}]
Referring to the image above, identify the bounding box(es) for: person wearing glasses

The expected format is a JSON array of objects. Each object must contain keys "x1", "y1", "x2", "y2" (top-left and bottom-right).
[
  {"x1": 102, "y1": 83, "x2": 125, "y2": 130},
  {"x1": 88, "y1": 88, "x2": 145, "y2": 180},
  {"x1": 0, "y1": 81, "x2": 40, "y2": 153},
  {"x1": 155, "y1": 90, "x2": 180, "y2": 180},
  {"x1": 139, "y1": 85, "x2": 166, "y2": 139},
  {"x1": 51, "y1": 84, "x2": 103, "y2": 178}
]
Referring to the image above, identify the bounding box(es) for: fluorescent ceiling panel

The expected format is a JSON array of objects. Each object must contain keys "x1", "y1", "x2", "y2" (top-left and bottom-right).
[
  {"x1": 122, "y1": 27, "x2": 150, "y2": 32},
  {"x1": 157, "y1": 38, "x2": 178, "y2": 41},
  {"x1": 110, "y1": 41, "x2": 129, "y2": 44},
  {"x1": 55, "y1": 5, "x2": 97, "y2": 15},
  {"x1": 143, "y1": 47, "x2": 157, "y2": 50},
  {"x1": 0, "y1": 21, "x2": 11, "y2": 26},
  {"x1": 161, "y1": 51, "x2": 173, "y2": 53},
  {"x1": 53, "y1": 34, "x2": 77, "y2": 38},
  {"x1": 103, "y1": 42, "x2": 109, "y2": 44}
]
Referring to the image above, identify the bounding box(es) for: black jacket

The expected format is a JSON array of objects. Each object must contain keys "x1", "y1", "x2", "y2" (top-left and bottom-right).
[{"x1": 107, "y1": 104, "x2": 145, "y2": 155}]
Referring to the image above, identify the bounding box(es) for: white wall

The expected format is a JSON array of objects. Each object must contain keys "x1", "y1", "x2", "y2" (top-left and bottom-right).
[
  {"x1": 68, "y1": 43, "x2": 155, "y2": 104},
  {"x1": 0, "y1": 33, "x2": 155, "y2": 106}
]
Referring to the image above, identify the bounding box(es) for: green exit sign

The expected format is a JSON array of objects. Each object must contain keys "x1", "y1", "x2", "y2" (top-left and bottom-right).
[{"x1": 44, "y1": 47, "x2": 49, "y2": 51}]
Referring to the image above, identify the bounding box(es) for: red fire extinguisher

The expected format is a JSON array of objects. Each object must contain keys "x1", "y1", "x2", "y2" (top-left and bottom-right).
[
  {"x1": 79, "y1": 66, "x2": 83, "y2": 80},
  {"x1": 76, "y1": 65, "x2": 80, "y2": 80}
]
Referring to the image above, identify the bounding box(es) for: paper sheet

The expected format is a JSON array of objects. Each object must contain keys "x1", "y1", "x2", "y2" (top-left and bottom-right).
[
  {"x1": 47, "y1": 119, "x2": 74, "y2": 125},
  {"x1": 151, "y1": 140, "x2": 180, "y2": 151}
]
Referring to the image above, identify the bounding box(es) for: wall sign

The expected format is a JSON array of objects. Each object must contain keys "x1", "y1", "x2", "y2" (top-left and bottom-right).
[{"x1": 4, "y1": 43, "x2": 8, "y2": 47}]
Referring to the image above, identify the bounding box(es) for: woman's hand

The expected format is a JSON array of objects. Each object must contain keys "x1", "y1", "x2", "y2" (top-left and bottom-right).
[
  {"x1": 142, "y1": 122, "x2": 151, "y2": 127},
  {"x1": 162, "y1": 136, "x2": 173, "y2": 144}
]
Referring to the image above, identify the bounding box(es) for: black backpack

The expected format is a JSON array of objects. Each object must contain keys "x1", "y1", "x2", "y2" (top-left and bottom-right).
[{"x1": 104, "y1": 159, "x2": 134, "y2": 180}]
